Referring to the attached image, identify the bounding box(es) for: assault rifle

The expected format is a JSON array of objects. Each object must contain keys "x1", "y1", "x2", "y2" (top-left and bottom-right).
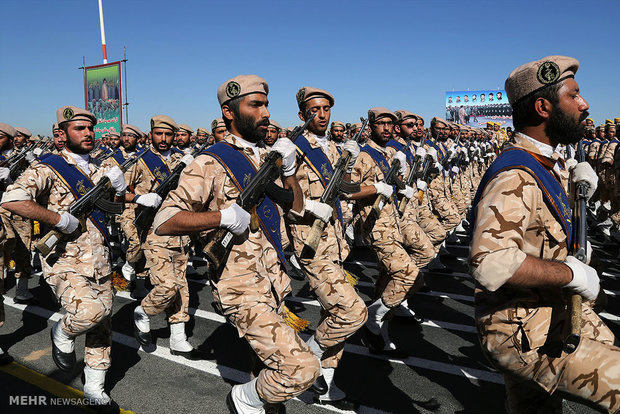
[
  {"x1": 397, "y1": 132, "x2": 428, "y2": 216},
  {"x1": 301, "y1": 117, "x2": 368, "y2": 258},
  {"x1": 203, "y1": 113, "x2": 316, "y2": 281},
  {"x1": 134, "y1": 142, "x2": 209, "y2": 239},
  {"x1": 564, "y1": 140, "x2": 588, "y2": 354},
  {"x1": 35, "y1": 150, "x2": 149, "y2": 256}
]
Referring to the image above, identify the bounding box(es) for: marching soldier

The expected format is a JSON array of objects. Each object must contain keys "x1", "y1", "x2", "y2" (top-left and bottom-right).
[
  {"x1": 129, "y1": 115, "x2": 199, "y2": 358},
  {"x1": 287, "y1": 86, "x2": 367, "y2": 409},
  {"x1": 211, "y1": 119, "x2": 227, "y2": 143},
  {"x1": 1, "y1": 107, "x2": 127, "y2": 411},
  {"x1": 153, "y1": 74, "x2": 320, "y2": 413},
  {"x1": 264, "y1": 119, "x2": 281, "y2": 147},
  {"x1": 470, "y1": 55, "x2": 620, "y2": 413},
  {"x1": 175, "y1": 124, "x2": 194, "y2": 155},
  {"x1": 348, "y1": 107, "x2": 421, "y2": 357}
]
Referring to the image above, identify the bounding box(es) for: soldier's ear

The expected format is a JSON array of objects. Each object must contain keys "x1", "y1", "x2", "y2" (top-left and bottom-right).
[
  {"x1": 298, "y1": 110, "x2": 306, "y2": 123},
  {"x1": 534, "y1": 97, "x2": 552, "y2": 121}
]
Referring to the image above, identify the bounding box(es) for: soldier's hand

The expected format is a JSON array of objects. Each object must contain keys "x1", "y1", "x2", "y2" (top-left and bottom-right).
[
  {"x1": 305, "y1": 199, "x2": 333, "y2": 223},
  {"x1": 219, "y1": 203, "x2": 251, "y2": 235},
  {"x1": 104, "y1": 166, "x2": 127, "y2": 196},
  {"x1": 451, "y1": 166, "x2": 459, "y2": 174},
  {"x1": 271, "y1": 138, "x2": 297, "y2": 177},
  {"x1": 181, "y1": 154, "x2": 194, "y2": 165},
  {"x1": 0, "y1": 167, "x2": 11, "y2": 182},
  {"x1": 373, "y1": 182, "x2": 393, "y2": 198},
  {"x1": 569, "y1": 162, "x2": 598, "y2": 200},
  {"x1": 564, "y1": 255, "x2": 600, "y2": 301},
  {"x1": 415, "y1": 147, "x2": 426, "y2": 158},
  {"x1": 399, "y1": 185, "x2": 415, "y2": 199},
  {"x1": 394, "y1": 151, "x2": 407, "y2": 176},
  {"x1": 416, "y1": 179, "x2": 427, "y2": 192},
  {"x1": 565, "y1": 158, "x2": 578, "y2": 171},
  {"x1": 343, "y1": 140, "x2": 360, "y2": 173},
  {"x1": 135, "y1": 193, "x2": 162, "y2": 208},
  {"x1": 427, "y1": 147, "x2": 438, "y2": 162},
  {"x1": 33, "y1": 148, "x2": 44, "y2": 157},
  {"x1": 55, "y1": 212, "x2": 79, "y2": 234}
]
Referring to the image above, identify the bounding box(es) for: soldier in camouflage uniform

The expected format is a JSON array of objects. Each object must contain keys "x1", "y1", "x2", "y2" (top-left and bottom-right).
[
  {"x1": 470, "y1": 56, "x2": 620, "y2": 413},
  {"x1": 153, "y1": 75, "x2": 320, "y2": 414},
  {"x1": 126, "y1": 115, "x2": 199, "y2": 359},
  {"x1": 1, "y1": 107, "x2": 127, "y2": 411},
  {"x1": 286, "y1": 86, "x2": 367, "y2": 409}
]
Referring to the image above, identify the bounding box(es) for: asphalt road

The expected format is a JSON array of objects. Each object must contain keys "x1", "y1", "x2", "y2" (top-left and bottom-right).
[{"x1": 1, "y1": 229, "x2": 618, "y2": 414}]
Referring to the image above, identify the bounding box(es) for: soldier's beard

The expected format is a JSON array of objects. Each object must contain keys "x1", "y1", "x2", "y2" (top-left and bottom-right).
[
  {"x1": 236, "y1": 112, "x2": 268, "y2": 143},
  {"x1": 546, "y1": 106, "x2": 588, "y2": 146}
]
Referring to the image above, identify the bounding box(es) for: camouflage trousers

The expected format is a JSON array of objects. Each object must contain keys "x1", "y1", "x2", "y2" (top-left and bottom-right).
[
  {"x1": 417, "y1": 201, "x2": 447, "y2": 248},
  {"x1": 299, "y1": 255, "x2": 367, "y2": 369},
  {"x1": 213, "y1": 245, "x2": 319, "y2": 403},
  {"x1": 142, "y1": 245, "x2": 190, "y2": 324},
  {"x1": 399, "y1": 215, "x2": 436, "y2": 268},
  {"x1": 45, "y1": 270, "x2": 113, "y2": 370},
  {"x1": 480, "y1": 303, "x2": 620, "y2": 413},
  {"x1": 370, "y1": 236, "x2": 420, "y2": 308},
  {"x1": 3, "y1": 215, "x2": 32, "y2": 279},
  {"x1": 118, "y1": 215, "x2": 147, "y2": 278},
  {"x1": 0, "y1": 278, "x2": 5, "y2": 327}
]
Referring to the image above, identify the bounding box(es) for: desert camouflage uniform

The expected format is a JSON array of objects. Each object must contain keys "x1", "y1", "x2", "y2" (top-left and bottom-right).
[
  {"x1": 153, "y1": 134, "x2": 319, "y2": 403},
  {"x1": 352, "y1": 139, "x2": 420, "y2": 308},
  {"x1": 0, "y1": 217, "x2": 6, "y2": 327},
  {"x1": 1, "y1": 150, "x2": 115, "y2": 370},
  {"x1": 102, "y1": 147, "x2": 142, "y2": 263},
  {"x1": 599, "y1": 140, "x2": 619, "y2": 214},
  {"x1": 0, "y1": 211, "x2": 32, "y2": 281},
  {"x1": 289, "y1": 132, "x2": 367, "y2": 369},
  {"x1": 126, "y1": 146, "x2": 192, "y2": 322},
  {"x1": 470, "y1": 134, "x2": 620, "y2": 413},
  {"x1": 384, "y1": 141, "x2": 435, "y2": 267}
]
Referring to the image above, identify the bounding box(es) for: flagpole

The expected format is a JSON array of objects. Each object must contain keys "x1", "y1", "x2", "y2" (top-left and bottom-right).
[{"x1": 98, "y1": 0, "x2": 107, "y2": 64}]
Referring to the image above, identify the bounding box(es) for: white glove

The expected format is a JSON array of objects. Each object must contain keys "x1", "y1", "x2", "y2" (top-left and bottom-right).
[
  {"x1": 443, "y1": 170, "x2": 450, "y2": 178},
  {"x1": 181, "y1": 154, "x2": 194, "y2": 165},
  {"x1": 427, "y1": 147, "x2": 438, "y2": 162},
  {"x1": 33, "y1": 148, "x2": 43, "y2": 157},
  {"x1": 570, "y1": 162, "x2": 598, "y2": 200},
  {"x1": 474, "y1": 156, "x2": 479, "y2": 162},
  {"x1": 434, "y1": 162, "x2": 443, "y2": 172},
  {"x1": 135, "y1": 193, "x2": 162, "y2": 208},
  {"x1": 416, "y1": 179, "x2": 427, "y2": 192},
  {"x1": 394, "y1": 151, "x2": 407, "y2": 176},
  {"x1": 305, "y1": 199, "x2": 333, "y2": 222},
  {"x1": 0, "y1": 167, "x2": 10, "y2": 182},
  {"x1": 219, "y1": 203, "x2": 251, "y2": 236},
  {"x1": 104, "y1": 166, "x2": 127, "y2": 196},
  {"x1": 415, "y1": 147, "x2": 426, "y2": 158},
  {"x1": 564, "y1": 255, "x2": 600, "y2": 301},
  {"x1": 343, "y1": 140, "x2": 360, "y2": 173},
  {"x1": 451, "y1": 166, "x2": 459, "y2": 174},
  {"x1": 586, "y1": 241, "x2": 592, "y2": 264},
  {"x1": 565, "y1": 158, "x2": 578, "y2": 171},
  {"x1": 373, "y1": 182, "x2": 393, "y2": 198},
  {"x1": 25, "y1": 152, "x2": 36, "y2": 163},
  {"x1": 55, "y1": 212, "x2": 79, "y2": 234},
  {"x1": 399, "y1": 185, "x2": 415, "y2": 199},
  {"x1": 271, "y1": 137, "x2": 297, "y2": 176}
]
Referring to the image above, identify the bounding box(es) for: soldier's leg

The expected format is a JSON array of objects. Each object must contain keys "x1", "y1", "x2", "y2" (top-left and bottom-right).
[
  {"x1": 417, "y1": 204, "x2": 447, "y2": 247},
  {"x1": 400, "y1": 220, "x2": 436, "y2": 268},
  {"x1": 141, "y1": 246, "x2": 188, "y2": 320}
]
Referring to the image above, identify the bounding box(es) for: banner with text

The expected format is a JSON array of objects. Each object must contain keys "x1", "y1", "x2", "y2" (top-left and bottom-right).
[
  {"x1": 83, "y1": 62, "x2": 123, "y2": 139},
  {"x1": 445, "y1": 89, "x2": 512, "y2": 128}
]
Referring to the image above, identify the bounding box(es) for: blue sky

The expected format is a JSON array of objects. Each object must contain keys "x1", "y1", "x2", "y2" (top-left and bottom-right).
[{"x1": 1, "y1": 0, "x2": 619, "y2": 136}]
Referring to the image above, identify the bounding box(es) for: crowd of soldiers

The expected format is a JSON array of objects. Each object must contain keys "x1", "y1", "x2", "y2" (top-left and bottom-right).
[{"x1": 0, "y1": 53, "x2": 619, "y2": 414}]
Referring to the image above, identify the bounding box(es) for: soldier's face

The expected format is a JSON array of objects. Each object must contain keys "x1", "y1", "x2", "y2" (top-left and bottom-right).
[
  {"x1": 415, "y1": 119, "x2": 425, "y2": 139},
  {"x1": 301, "y1": 97, "x2": 331, "y2": 136},
  {"x1": 545, "y1": 79, "x2": 590, "y2": 146},
  {"x1": 606, "y1": 128, "x2": 616, "y2": 139},
  {"x1": 432, "y1": 123, "x2": 449, "y2": 139},
  {"x1": 225, "y1": 94, "x2": 270, "y2": 143},
  {"x1": 585, "y1": 119, "x2": 594, "y2": 127},
  {"x1": 399, "y1": 119, "x2": 416, "y2": 139},
  {"x1": 331, "y1": 126, "x2": 345, "y2": 142},
  {"x1": 63, "y1": 121, "x2": 95, "y2": 154},
  {"x1": 213, "y1": 127, "x2": 227, "y2": 142},
  {"x1": 196, "y1": 133, "x2": 207, "y2": 144},
  {"x1": 175, "y1": 131, "x2": 190, "y2": 147},
  {"x1": 265, "y1": 126, "x2": 279, "y2": 146},
  {"x1": 150, "y1": 127, "x2": 175, "y2": 152},
  {"x1": 121, "y1": 132, "x2": 138, "y2": 150},
  {"x1": 109, "y1": 135, "x2": 121, "y2": 148},
  {"x1": 0, "y1": 133, "x2": 10, "y2": 151},
  {"x1": 13, "y1": 134, "x2": 27, "y2": 147},
  {"x1": 370, "y1": 117, "x2": 394, "y2": 145},
  {"x1": 53, "y1": 131, "x2": 65, "y2": 150}
]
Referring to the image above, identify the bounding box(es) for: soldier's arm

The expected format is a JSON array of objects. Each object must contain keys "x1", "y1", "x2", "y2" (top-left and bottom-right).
[
  {"x1": 470, "y1": 169, "x2": 572, "y2": 291},
  {"x1": 347, "y1": 153, "x2": 378, "y2": 200},
  {"x1": 154, "y1": 155, "x2": 221, "y2": 235}
]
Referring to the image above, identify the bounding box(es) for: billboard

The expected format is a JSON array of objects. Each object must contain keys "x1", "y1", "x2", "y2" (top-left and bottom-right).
[
  {"x1": 445, "y1": 89, "x2": 512, "y2": 128},
  {"x1": 84, "y1": 62, "x2": 122, "y2": 139}
]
